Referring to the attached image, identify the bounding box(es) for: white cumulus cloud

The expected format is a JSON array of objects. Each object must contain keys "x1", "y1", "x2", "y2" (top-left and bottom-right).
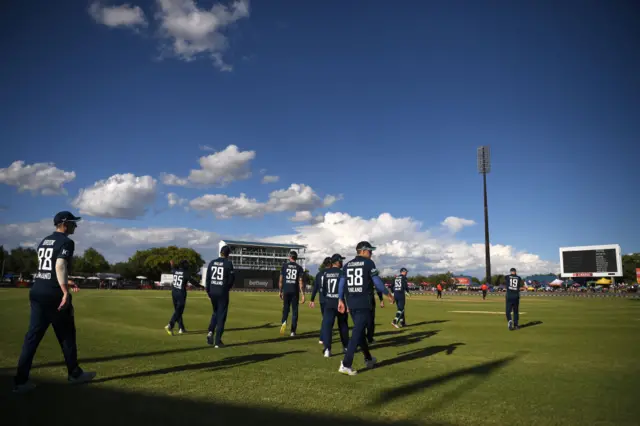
[
  {"x1": 189, "y1": 184, "x2": 340, "y2": 218},
  {"x1": 261, "y1": 175, "x2": 279, "y2": 184},
  {"x1": 0, "y1": 212, "x2": 558, "y2": 276},
  {"x1": 89, "y1": 2, "x2": 147, "y2": 28},
  {"x1": 0, "y1": 161, "x2": 76, "y2": 195},
  {"x1": 290, "y1": 211, "x2": 324, "y2": 224},
  {"x1": 167, "y1": 192, "x2": 187, "y2": 207},
  {"x1": 72, "y1": 174, "x2": 158, "y2": 219},
  {"x1": 162, "y1": 144, "x2": 255, "y2": 188},
  {"x1": 441, "y1": 216, "x2": 477, "y2": 233},
  {"x1": 156, "y1": 0, "x2": 250, "y2": 71}
]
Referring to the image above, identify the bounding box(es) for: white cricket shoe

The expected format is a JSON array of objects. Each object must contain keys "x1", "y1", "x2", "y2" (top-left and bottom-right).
[{"x1": 339, "y1": 362, "x2": 357, "y2": 376}]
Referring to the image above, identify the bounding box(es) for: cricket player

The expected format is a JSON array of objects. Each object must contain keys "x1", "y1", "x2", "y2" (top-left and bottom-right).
[
  {"x1": 338, "y1": 241, "x2": 394, "y2": 375},
  {"x1": 392, "y1": 267, "x2": 411, "y2": 328},
  {"x1": 279, "y1": 251, "x2": 305, "y2": 336},
  {"x1": 505, "y1": 267, "x2": 524, "y2": 330},
  {"x1": 13, "y1": 211, "x2": 96, "y2": 393},
  {"x1": 310, "y1": 257, "x2": 332, "y2": 344},
  {"x1": 165, "y1": 259, "x2": 195, "y2": 335},
  {"x1": 205, "y1": 245, "x2": 235, "y2": 347},
  {"x1": 319, "y1": 253, "x2": 350, "y2": 357}
]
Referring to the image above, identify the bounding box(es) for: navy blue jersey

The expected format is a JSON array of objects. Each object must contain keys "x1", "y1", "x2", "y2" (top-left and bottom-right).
[
  {"x1": 206, "y1": 257, "x2": 235, "y2": 296},
  {"x1": 321, "y1": 267, "x2": 343, "y2": 309},
  {"x1": 505, "y1": 274, "x2": 523, "y2": 298},
  {"x1": 342, "y1": 256, "x2": 379, "y2": 310},
  {"x1": 393, "y1": 275, "x2": 409, "y2": 298},
  {"x1": 32, "y1": 232, "x2": 75, "y2": 294},
  {"x1": 281, "y1": 261, "x2": 304, "y2": 294},
  {"x1": 311, "y1": 270, "x2": 326, "y2": 303},
  {"x1": 171, "y1": 268, "x2": 191, "y2": 295}
]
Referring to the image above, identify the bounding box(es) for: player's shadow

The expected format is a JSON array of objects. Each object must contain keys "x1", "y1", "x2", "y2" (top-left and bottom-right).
[
  {"x1": 358, "y1": 343, "x2": 465, "y2": 373},
  {"x1": 1, "y1": 331, "x2": 320, "y2": 372},
  {"x1": 0, "y1": 372, "x2": 455, "y2": 426},
  {"x1": 88, "y1": 350, "x2": 305, "y2": 384},
  {"x1": 518, "y1": 321, "x2": 543, "y2": 329},
  {"x1": 186, "y1": 323, "x2": 278, "y2": 334},
  {"x1": 403, "y1": 320, "x2": 449, "y2": 327},
  {"x1": 367, "y1": 354, "x2": 519, "y2": 408},
  {"x1": 366, "y1": 330, "x2": 441, "y2": 351}
]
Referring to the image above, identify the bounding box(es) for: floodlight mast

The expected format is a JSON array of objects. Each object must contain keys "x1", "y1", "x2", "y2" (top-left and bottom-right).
[{"x1": 477, "y1": 146, "x2": 492, "y2": 286}]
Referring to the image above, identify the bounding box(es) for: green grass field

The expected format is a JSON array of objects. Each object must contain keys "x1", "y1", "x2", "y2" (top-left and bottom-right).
[{"x1": 1, "y1": 289, "x2": 639, "y2": 426}]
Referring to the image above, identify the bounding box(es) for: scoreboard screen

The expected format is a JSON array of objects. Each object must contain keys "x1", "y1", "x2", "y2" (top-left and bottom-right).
[{"x1": 559, "y1": 245, "x2": 622, "y2": 278}]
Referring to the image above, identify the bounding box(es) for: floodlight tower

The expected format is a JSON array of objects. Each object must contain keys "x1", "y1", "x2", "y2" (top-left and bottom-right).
[{"x1": 477, "y1": 146, "x2": 492, "y2": 285}]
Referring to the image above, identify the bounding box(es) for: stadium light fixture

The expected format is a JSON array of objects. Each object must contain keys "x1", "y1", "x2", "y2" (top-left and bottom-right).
[{"x1": 477, "y1": 146, "x2": 492, "y2": 285}]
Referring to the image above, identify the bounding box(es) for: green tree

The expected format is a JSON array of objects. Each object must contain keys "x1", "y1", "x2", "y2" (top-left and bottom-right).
[
  {"x1": 127, "y1": 246, "x2": 205, "y2": 280},
  {"x1": 622, "y1": 253, "x2": 640, "y2": 284},
  {"x1": 7, "y1": 247, "x2": 38, "y2": 275},
  {"x1": 71, "y1": 256, "x2": 88, "y2": 274},
  {"x1": 81, "y1": 248, "x2": 110, "y2": 273},
  {"x1": 110, "y1": 262, "x2": 136, "y2": 279},
  {"x1": 471, "y1": 277, "x2": 481, "y2": 284}
]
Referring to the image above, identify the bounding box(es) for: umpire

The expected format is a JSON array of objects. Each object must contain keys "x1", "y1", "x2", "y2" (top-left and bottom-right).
[{"x1": 13, "y1": 211, "x2": 96, "y2": 393}]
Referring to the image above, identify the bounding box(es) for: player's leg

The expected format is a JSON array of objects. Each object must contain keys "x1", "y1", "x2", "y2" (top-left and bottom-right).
[
  {"x1": 168, "y1": 293, "x2": 179, "y2": 332},
  {"x1": 341, "y1": 309, "x2": 373, "y2": 373},
  {"x1": 290, "y1": 293, "x2": 300, "y2": 335},
  {"x1": 513, "y1": 299, "x2": 520, "y2": 328},
  {"x1": 337, "y1": 311, "x2": 349, "y2": 352},
  {"x1": 14, "y1": 297, "x2": 52, "y2": 389},
  {"x1": 175, "y1": 295, "x2": 186, "y2": 332},
  {"x1": 367, "y1": 303, "x2": 376, "y2": 343},
  {"x1": 319, "y1": 302, "x2": 325, "y2": 344},
  {"x1": 398, "y1": 298, "x2": 406, "y2": 326},
  {"x1": 506, "y1": 299, "x2": 514, "y2": 330},
  {"x1": 51, "y1": 302, "x2": 95, "y2": 383},
  {"x1": 214, "y1": 296, "x2": 229, "y2": 346},
  {"x1": 207, "y1": 296, "x2": 218, "y2": 345},
  {"x1": 281, "y1": 293, "x2": 290, "y2": 324},
  {"x1": 322, "y1": 308, "x2": 336, "y2": 355},
  {"x1": 393, "y1": 297, "x2": 403, "y2": 327}
]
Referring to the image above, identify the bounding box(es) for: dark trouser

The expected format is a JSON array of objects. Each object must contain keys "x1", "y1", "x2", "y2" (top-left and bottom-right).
[
  {"x1": 15, "y1": 291, "x2": 82, "y2": 385},
  {"x1": 366, "y1": 301, "x2": 376, "y2": 342},
  {"x1": 318, "y1": 301, "x2": 325, "y2": 340},
  {"x1": 281, "y1": 292, "x2": 299, "y2": 333},
  {"x1": 482, "y1": 290, "x2": 487, "y2": 300},
  {"x1": 506, "y1": 297, "x2": 520, "y2": 326},
  {"x1": 321, "y1": 306, "x2": 349, "y2": 351},
  {"x1": 393, "y1": 297, "x2": 406, "y2": 325},
  {"x1": 342, "y1": 309, "x2": 372, "y2": 369},
  {"x1": 169, "y1": 291, "x2": 187, "y2": 330},
  {"x1": 208, "y1": 294, "x2": 229, "y2": 345},
  {"x1": 437, "y1": 290, "x2": 442, "y2": 299}
]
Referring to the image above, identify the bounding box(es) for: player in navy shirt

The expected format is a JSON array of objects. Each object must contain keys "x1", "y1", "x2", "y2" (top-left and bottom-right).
[
  {"x1": 165, "y1": 259, "x2": 196, "y2": 335},
  {"x1": 505, "y1": 267, "x2": 524, "y2": 330},
  {"x1": 279, "y1": 251, "x2": 305, "y2": 336},
  {"x1": 337, "y1": 241, "x2": 395, "y2": 375},
  {"x1": 205, "y1": 245, "x2": 235, "y2": 347},
  {"x1": 310, "y1": 257, "x2": 331, "y2": 344},
  {"x1": 319, "y1": 253, "x2": 350, "y2": 357},
  {"x1": 13, "y1": 211, "x2": 96, "y2": 393},
  {"x1": 392, "y1": 268, "x2": 411, "y2": 328}
]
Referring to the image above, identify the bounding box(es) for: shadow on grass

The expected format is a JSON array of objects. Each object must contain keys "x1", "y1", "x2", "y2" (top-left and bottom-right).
[
  {"x1": 90, "y1": 350, "x2": 305, "y2": 384},
  {"x1": 368, "y1": 354, "x2": 519, "y2": 408},
  {"x1": 367, "y1": 330, "x2": 441, "y2": 351},
  {"x1": 518, "y1": 321, "x2": 543, "y2": 329},
  {"x1": 358, "y1": 343, "x2": 465, "y2": 373},
  {"x1": 404, "y1": 320, "x2": 449, "y2": 327},
  {"x1": 186, "y1": 323, "x2": 279, "y2": 335},
  {"x1": 0, "y1": 373, "x2": 455, "y2": 426},
  {"x1": 0, "y1": 331, "x2": 320, "y2": 373}
]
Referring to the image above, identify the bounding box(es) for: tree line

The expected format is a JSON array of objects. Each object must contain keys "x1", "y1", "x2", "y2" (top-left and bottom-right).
[{"x1": 2, "y1": 245, "x2": 639, "y2": 284}]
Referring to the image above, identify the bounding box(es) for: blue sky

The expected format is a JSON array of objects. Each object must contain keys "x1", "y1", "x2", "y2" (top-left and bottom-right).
[{"x1": 0, "y1": 0, "x2": 638, "y2": 275}]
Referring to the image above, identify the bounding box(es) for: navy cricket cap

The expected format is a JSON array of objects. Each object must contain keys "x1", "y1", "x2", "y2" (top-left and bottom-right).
[
  {"x1": 331, "y1": 253, "x2": 345, "y2": 263},
  {"x1": 220, "y1": 245, "x2": 231, "y2": 256},
  {"x1": 356, "y1": 241, "x2": 376, "y2": 251},
  {"x1": 400, "y1": 267, "x2": 408, "y2": 273},
  {"x1": 289, "y1": 251, "x2": 298, "y2": 260},
  {"x1": 54, "y1": 211, "x2": 81, "y2": 226},
  {"x1": 510, "y1": 268, "x2": 517, "y2": 273}
]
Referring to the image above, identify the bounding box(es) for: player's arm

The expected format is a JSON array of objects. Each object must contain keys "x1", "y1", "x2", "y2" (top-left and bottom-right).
[
  {"x1": 404, "y1": 277, "x2": 411, "y2": 296},
  {"x1": 227, "y1": 262, "x2": 235, "y2": 290},
  {"x1": 55, "y1": 240, "x2": 75, "y2": 309},
  {"x1": 204, "y1": 264, "x2": 210, "y2": 293},
  {"x1": 298, "y1": 268, "x2": 305, "y2": 303},
  {"x1": 370, "y1": 263, "x2": 393, "y2": 303},
  {"x1": 278, "y1": 265, "x2": 285, "y2": 298},
  {"x1": 310, "y1": 272, "x2": 321, "y2": 303},
  {"x1": 337, "y1": 275, "x2": 347, "y2": 313}
]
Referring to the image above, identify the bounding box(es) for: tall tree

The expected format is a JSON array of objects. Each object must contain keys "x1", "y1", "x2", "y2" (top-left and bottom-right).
[
  {"x1": 127, "y1": 246, "x2": 205, "y2": 280},
  {"x1": 622, "y1": 253, "x2": 640, "y2": 283},
  {"x1": 81, "y1": 248, "x2": 110, "y2": 273},
  {"x1": 7, "y1": 248, "x2": 38, "y2": 275}
]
